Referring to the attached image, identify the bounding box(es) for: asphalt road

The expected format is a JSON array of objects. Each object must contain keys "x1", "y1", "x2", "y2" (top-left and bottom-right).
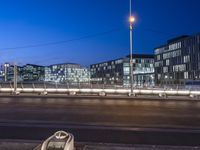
[{"x1": 0, "y1": 95, "x2": 200, "y2": 146}]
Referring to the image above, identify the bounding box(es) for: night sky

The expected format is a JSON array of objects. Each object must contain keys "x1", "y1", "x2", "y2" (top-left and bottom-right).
[{"x1": 0, "y1": 0, "x2": 200, "y2": 66}]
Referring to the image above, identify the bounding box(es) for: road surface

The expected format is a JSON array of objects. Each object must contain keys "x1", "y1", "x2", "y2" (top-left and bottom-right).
[{"x1": 0, "y1": 95, "x2": 200, "y2": 146}]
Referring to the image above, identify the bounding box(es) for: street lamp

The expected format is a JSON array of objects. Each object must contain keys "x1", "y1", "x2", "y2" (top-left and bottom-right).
[
  {"x1": 129, "y1": 0, "x2": 135, "y2": 95},
  {"x1": 129, "y1": 16, "x2": 135, "y2": 23},
  {"x1": 4, "y1": 63, "x2": 10, "y2": 82}
]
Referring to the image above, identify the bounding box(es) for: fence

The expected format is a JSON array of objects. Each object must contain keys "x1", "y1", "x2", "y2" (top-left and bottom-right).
[{"x1": 0, "y1": 82, "x2": 200, "y2": 98}]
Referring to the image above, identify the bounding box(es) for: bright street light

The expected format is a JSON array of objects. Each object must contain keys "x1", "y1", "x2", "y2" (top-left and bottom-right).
[{"x1": 129, "y1": 16, "x2": 135, "y2": 24}]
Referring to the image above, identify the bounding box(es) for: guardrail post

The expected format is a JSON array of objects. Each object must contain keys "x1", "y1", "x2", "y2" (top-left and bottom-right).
[
  {"x1": 44, "y1": 82, "x2": 46, "y2": 89},
  {"x1": 78, "y1": 82, "x2": 81, "y2": 89},
  {"x1": 90, "y1": 83, "x2": 92, "y2": 89},
  {"x1": 32, "y1": 83, "x2": 35, "y2": 89},
  {"x1": 128, "y1": 92, "x2": 136, "y2": 97},
  {"x1": 99, "y1": 91, "x2": 106, "y2": 96},
  {"x1": 21, "y1": 82, "x2": 24, "y2": 89},
  {"x1": 55, "y1": 82, "x2": 58, "y2": 89}
]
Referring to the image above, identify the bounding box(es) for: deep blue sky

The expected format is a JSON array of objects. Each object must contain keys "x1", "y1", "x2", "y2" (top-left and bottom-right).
[{"x1": 0, "y1": 0, "x2": 200, "y2": 66}]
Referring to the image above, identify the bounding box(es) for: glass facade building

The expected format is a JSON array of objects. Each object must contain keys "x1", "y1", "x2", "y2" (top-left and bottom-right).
[
  {"x1": 45, "y1": 63, "x2": 90, "y2": 83},
  {"x1": 90, "y1": 54, "x2": 154, "y2": 87},
  {"x1": 154, "y1": 33, "x2": 200, "y2": 86},
  {"x1": 21, "y1": 64, "x2": 45, "y2": 81},
  {"x1": 0, "y1": 63, "x2": 90, "y2": 84},
  {"x1": 1, "y1": 63, "x2": 45, "y2": 82}
]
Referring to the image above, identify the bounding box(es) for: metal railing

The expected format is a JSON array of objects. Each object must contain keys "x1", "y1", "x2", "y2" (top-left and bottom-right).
[{"x1": 0, "y1": 82, "x2": 200, "y2": 98}]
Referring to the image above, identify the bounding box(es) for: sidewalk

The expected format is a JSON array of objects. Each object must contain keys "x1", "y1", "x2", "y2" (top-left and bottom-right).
[{"x1": 0, "y1": 141, "x2": 199, "y2": 150}]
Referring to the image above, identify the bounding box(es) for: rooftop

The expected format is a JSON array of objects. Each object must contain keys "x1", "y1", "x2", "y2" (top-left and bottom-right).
[
  {"x1": 167, "y1": 35, "x2": 189, "y2": 44},
  {"x1": 91, "y1": 54, "x2": 154, "y2": 66}
]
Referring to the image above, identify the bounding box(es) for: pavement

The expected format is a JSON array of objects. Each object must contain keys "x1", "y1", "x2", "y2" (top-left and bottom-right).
[
  {"x1": 0, "y1": 141, "x2": 37, "y2": 150},
  {"x1": 0, "y1": 141, "x2": 199, "y2": 150},
  {"x1": 81, "y1": 145, "x2": 200, "y2": 150}
]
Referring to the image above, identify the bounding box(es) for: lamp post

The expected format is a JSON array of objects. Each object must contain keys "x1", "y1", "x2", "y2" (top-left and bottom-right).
[
  {"x1": 13, "y1": 63, "x2": 18, "y2": 93},
  {"x1": 129, "y1": 0, "x2": 135, "y2": 95},
  {"x1": 4, "y1": 63, "x2": 10, "y2": 82}
]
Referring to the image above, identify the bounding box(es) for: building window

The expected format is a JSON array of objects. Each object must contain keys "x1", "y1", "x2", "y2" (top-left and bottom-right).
[
  {"x1": 173, "y1": 64, "x2": 186, "y2": 72},
  {"x1": 179, "y1": 64, "x2": 186, "y2": 71},
  {"x1": 163, "y1": 67, "x2": 168, "y2": 73},
  {"x1": 115, "y1": 59, "x2": 123, "y2": 64},
  {"x1": 166, "y1": 59, "x2": 170, "y2": 66},
  {"x1": 169, "y1": 42, "x2": 181, "y2": 51},
  {"x1": 184, "y1": 72, "x2": 189, "y2": 79},
  {"x1": 158, "y1": 74, "x2": 161, "y2": 80},
  {"x1": 183, "y1": 55, "x2": 190, "y2": 63},
  {"x1": 163, "y1": 50, "x2": 181, "y2": 59},
  {"x1": 155, "y1": 61, "x2": 163, "y2": 67},
  {"x1": 157, "y1": 55, "x2": 160, "y2": 61},
  {"x1": 155, "y1": 47, "x2": 165, "y2": 54},
  {"x1": 123, "y1": 67, "x2": 130, "y2": 75}
]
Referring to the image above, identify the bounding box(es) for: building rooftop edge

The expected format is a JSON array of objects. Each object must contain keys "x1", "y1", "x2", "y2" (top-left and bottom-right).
[
  {"x1": 90, "y1": 54, "x2": 154, "y2": 66},
  {"x1": 25, "y1": 64, "x2": 45, "y2": 67},
  {"x1": 154, "y1": 32, "x2": 200, "y2": 50},
  {"x1": 167, "y1": 35, "x2": 189, "y2": 44},
  {"x1": 47, "y1": 63, "x2": 80, "y2": 67}
]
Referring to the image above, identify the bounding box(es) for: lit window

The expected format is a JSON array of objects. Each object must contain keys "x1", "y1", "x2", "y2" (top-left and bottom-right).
[
  {"x1": 163, "y1": 67, "x2": 168, "y2": 73},
  {"x1": 123, "y1": 67, "x2": 130, "y2": 75},
  {"x1": 166, "y1": 59, "x2": 170, "y2": 66},
  {"x1": 184, "y1": 72, "x2": 189, "y2": 79},
  {"x1": 183, "y1": 55, "x2": 190, "y2": 63},
  {"x1": 157, "y1": 55, "x2": 160, "y2": 61}
]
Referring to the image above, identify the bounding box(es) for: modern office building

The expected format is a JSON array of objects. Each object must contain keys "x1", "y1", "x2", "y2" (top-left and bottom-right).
[
  {"x1": 0, "y1": 65, "x2": 5, "y2": 81},
  {"x1": 1, "y1": 63, "x2": 23, "y2": 82},
  {"x1": 90, "y1": 54, "x2": 155, "y2": 87},
  {"x1": 21, "y1": 64, "x2": 45, "y2": 81},
  {"x1": 0, "y1": 62, "x2": 90, "y2": 84},
  {"x1": 45, "y1": 63, "x2": 90, "y2": 83},
  {"x1": 154, "y1": 33, "x2": 200, "y2": 86},
  {"x1": 1, "y1": 63, "x2": 45, "y2": 82}
]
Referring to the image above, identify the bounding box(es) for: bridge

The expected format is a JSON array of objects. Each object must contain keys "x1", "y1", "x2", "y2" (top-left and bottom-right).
[{"x1": 0, "y1": 82, "x2": 200, "y2": 98}]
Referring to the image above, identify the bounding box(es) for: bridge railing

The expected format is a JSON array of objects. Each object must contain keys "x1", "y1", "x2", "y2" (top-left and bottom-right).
[{"x1": 0, "y1": 82, "x2": 200, "y2": 98}]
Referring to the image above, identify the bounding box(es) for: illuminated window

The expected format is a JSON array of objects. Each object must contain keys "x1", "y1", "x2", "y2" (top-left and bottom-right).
[
  {"x1": 183, "y1": 55, "x2": 190, "y2": 63},
  {"x1": 123, "y1": 67, "x2": 130, "y2": 75},
  {"x1": 163, "y1": 67, "x2": 168, "y2": 73},
  {"x1": 166, "y1": 59, "x2": 170, "y2": 66},
  {"x1": 158, "y1": 74, "x2": 161, "y2": 80},
  {"x1": 184, "y1": 72, "x2": 189, "y2": 79},
  {"x1": 157, "y1": 55, "x2": 160, "y2": 61}
]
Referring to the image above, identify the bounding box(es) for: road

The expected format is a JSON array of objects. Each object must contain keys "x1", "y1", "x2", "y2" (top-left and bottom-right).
[{"x1": 0, "y1": 95, "x2": 200, "y2": 146}]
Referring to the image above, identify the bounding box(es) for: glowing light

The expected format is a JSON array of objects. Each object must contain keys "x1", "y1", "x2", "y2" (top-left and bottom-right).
[{"x1": 129, "y1": 16, "x2": 135, "y2": 23}]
